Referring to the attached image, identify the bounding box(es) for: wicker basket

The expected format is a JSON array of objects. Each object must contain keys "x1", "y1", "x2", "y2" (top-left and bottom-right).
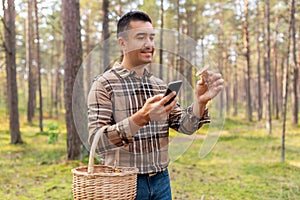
[{"x1": 72, "y1": 128, "x2": 139, "y2": 200}]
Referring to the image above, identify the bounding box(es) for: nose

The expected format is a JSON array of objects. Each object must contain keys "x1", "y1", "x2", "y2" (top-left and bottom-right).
[{"x1": 144, "y1": 37, "x2": 154, "y2": 48}]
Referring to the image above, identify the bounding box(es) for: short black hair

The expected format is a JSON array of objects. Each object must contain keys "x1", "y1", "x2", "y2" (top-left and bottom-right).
[{"x1": 117, "y1": 11, "x2": 152, "y2": 38}]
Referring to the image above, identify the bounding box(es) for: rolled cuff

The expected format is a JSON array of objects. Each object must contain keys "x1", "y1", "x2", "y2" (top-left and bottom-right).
[
  {"x1": 178, "y1": 106, "x2": 210, "y2": 134},
  {"x1": 116, "y1": 118, "x2": 136, "y2": 144}
]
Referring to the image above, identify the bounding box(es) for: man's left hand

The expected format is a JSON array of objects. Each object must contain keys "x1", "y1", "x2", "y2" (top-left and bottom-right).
[
  {"x1": 192, "y1": 69, "x2": 224, "y2": 118},
  {"x1": 195, "y1": 70, "x2": 224, "y2": 104}
]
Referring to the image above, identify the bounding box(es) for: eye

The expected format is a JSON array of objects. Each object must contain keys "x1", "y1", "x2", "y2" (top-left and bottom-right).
[{"x1": 137, "y1": 36, "x2": 145, "y2": 40}]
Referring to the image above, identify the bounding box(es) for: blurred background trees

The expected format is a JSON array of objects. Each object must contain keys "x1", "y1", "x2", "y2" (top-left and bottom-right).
[{"x1": 1, "y1": 0, "x2": 299, "y2": 159}]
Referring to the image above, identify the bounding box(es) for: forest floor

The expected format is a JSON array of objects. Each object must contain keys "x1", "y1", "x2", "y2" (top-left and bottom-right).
[{"x1": 0, "y1": 113, "x2": 300, "y2": 200}]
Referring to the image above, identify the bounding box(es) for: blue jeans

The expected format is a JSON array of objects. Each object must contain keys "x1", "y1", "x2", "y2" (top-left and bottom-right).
[{"x1": 135, "y1": 168, "x2": 172, "y2": 200}]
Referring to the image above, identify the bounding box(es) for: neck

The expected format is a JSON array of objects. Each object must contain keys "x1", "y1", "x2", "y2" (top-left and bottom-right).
[{"x1": 121, "y1": 58, "x2": 147, "y2": 77}]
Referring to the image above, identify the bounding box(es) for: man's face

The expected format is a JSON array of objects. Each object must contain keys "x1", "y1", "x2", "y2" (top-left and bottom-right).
[{"x1": 121, "y1": 20, "x2": 156, "y2": 67}]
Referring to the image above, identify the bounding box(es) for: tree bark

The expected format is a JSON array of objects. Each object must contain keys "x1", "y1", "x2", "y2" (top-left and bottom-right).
[
  {"x1": 27, "y1": 0, "x2": 36, "y2": 124},
  {"x1": 102, "y1": 0, "x2": 110, "y2": 69},
  {"x1": 290, "y1": 0, "x2": 298, "y2": 125},
  {"x1": 3, "y1": 0, "x2": 23, "y2": 144},
  {"x1": 49, "y1": 27, "x2": 55, "y2": 118},
  {"x1": 256, "y1": 0, "x2": 262, "y2": 121},
  {"x1": 232, "y1": 62, "x2": 238, "y2": 116},
  {"x1": 62, "y1": 0, "x2": 83, "y2": 160},
  {"x1": 265, "y1": 0, "x2": 272, "y2": 134},
  {"x1": 176, "y1": 0, "x2": 181, "y2": 80},
  {"x1": 34, "y1": 0, "x2": 43, "y2": 132},
  {"x1": 281, "y1": 0, "x2": 294, "y2": 163},
  {"x1": 242, "y1": 0, "x2": 252, "y2": 121},
  {"x1": 84, "y1": 10, "x2": 91, "y2": 95},
  {"x1": 55, "y1": 32, "x2": 62, "y2": 118},
  {"x1": 159, "y1": 0, "x2": 164, "y2": 79},
  {"x1": 273, "y1": 15, "x2": 280, "y2": 120}
]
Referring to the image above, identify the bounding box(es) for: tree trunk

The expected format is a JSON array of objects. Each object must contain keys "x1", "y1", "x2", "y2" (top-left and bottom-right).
[
  {"x1": 242, "y1": 0, "x2": 252, "y2": 121},
  {"x1": 84, "y1": 11, "x2": 92, "y2": 95},
  {"x1": 159, "y1": 0, "x2": 164, "y2": 79},
  {"x1": 54, "y1": 65, "x2": 61, "y2": 118},
  {"x1": 62, "y1": 0, "x2": 83, "y2": 160},
  {"x1": 232, "y1": 62, "x2": 238, "y2": 116},
  {"x1": 265, "y1": 0, "x2": 272, "y2": 134},
  {"x1": 27, "y1": 0, "x2": 36, "y2": 124},
  {"x1": 281, "y1": 49, "x2": 289, "y2": 163},
  {"x1": 290, "y1": 0, "x2": 298, "y2": 125},
  {"x1": 218, "y1": 33, "x2": 225, "y2": 118},
  {"x1": 176, "y1": 0, "x2": 181, "y2": 80},
  {"x1": 281, "y1": 0, "x2": 294, "y2": 163},
  {"x1": 34, "y1": 0, "x2": 43, "y2": 132},
  {"x1": 3, "y1": 0, "x2": 23, "y2": 144},
  {"x1": 167, "y1": 50, "x2": 175, "y2": 83},
  {"x1": 225, "y1": 41, "x2": 231, "y2": 116},
  {"x1": 49, "y1": 28, "x2": 55, "y2": 118},
  {"x1": 55, "y1": 33, "x2": 62, "y2": 118},
  {"x1": 256, "y1": 0, "x2": 262, "y2": 121},
  {"x1": 273, "y1": 15, "x2": 280, "y2": 120},
  {"x1": 102, "y1": 0, "x2": 110, "y2": 68}
]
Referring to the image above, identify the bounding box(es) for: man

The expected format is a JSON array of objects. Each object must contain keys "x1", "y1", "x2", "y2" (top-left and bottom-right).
[{"x1": 88, "y1": 11, "x2": 224, "y2": 200}]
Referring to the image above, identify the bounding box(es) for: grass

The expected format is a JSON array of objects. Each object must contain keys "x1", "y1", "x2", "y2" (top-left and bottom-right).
[
  {"x1": 170, "y1": 118, "x2": 300, "y2": 200},
  {"x1": 0, "y1": 116, "x2": 78, "y2": 200},
  {"x1": 0, "y1": 114, "x2": 300, "y2": 200}
]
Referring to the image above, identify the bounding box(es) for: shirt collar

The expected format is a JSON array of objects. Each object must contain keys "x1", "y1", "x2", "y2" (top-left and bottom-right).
[{"x1": 111, "y1": 62, "x2": 152, "y2": 79}]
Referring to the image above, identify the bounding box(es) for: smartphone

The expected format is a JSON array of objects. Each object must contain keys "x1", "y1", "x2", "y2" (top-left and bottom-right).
[{"x1": 164, "y1": 80, "x2": 183, "y2": 106}]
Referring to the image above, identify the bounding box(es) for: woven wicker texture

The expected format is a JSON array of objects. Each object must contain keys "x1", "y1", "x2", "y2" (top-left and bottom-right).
[
  {"x1": 72, "y1": 128, "x2": 139, "y2": 200},
  {"x1": 72, "y1": 165, "x2": 138, "y2": 200}
]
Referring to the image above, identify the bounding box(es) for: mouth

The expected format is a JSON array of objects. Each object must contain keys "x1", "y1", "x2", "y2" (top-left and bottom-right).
[
  {"x1": 141, "y1": 52, "x2": 152, "y2": 56},
  {"x1": 140, "y1": 49, "x2": 153, "y2": 57}
]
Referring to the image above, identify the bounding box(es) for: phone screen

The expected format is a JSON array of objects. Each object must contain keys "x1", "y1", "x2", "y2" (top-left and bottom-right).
[{"x1": 164, "y1": 80, "x2": 183, "y2": 106}]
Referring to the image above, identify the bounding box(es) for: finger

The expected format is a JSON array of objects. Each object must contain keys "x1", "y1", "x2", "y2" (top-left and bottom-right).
[
  {"x1": 203, "y1": 72, "x2": 223, "y2": 87},
  {"x1": 161, "y1": 91, "x2": 176, "y2": 106},
  {"x1": 147, "y1": 94, "x2": 163, "y2": 103},
  {"x1": 214, "y1": 85, "x2": 224, "y2": 92},
  {"x1": 207, "y1": 72, "x2": 222, "y2": 83},
  {"x1": 164, "y1": 97, "x2": 177, "y2": 112},
  {"x1": 196, "y1": 66, "x2": 209, "y2": 76},
  {"x1": 208, "y1": 85, "x2": 224, "y2": 100},
  {"x1": 197, "y1": 76, "x2": 211, "y2": 88},
  {"x1": 198, "y1": 76, "x2": 206, "y2": 85},
  {"x1": 212, "y1": 78, "x2": 225, "y2": 87}
]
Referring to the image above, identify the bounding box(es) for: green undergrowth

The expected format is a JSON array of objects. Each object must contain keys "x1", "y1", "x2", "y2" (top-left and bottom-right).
[
  {"x1": 0, "y1": 115, "x2": 299, "y2": 199},
  {"x1": 0, "y1": 117, "x2": 78, "y2": 200},
  {"x1": 170, "y1": 117, "x2": 300, "y2": 200}
]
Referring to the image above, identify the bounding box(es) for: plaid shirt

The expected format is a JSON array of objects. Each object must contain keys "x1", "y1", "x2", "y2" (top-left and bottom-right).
[{"x1": 87, "y1": 62, "x2": 210, "y2": 174}]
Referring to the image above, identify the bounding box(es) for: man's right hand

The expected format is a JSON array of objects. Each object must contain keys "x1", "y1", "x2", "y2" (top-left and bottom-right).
[{"x1": 130, "y1": 92, "x2": 177, "y2": 127}]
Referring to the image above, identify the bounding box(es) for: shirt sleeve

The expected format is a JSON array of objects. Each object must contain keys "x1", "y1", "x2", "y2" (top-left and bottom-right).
[
  {"x1": 168, "y1": 103, "x2": 210, "y2": 135},
  {"x1": 87, "y1": 78, "x2": 135, "y2": 153}
]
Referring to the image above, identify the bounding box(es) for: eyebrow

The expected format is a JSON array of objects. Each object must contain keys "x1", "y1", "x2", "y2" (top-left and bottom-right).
[{"x1": 135, "y1": 32, "x2": 156, "y2": 37}]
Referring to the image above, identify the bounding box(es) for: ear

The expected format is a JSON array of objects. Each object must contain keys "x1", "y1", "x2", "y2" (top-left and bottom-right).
[{"x1": 118, "y1": 37, "x2": 126, "y2": 48}]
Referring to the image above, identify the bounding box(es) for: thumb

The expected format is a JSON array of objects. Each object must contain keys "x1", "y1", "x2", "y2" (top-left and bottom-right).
[{"x1": 198, "y1": 75, "x2": 206, "y2": 86}]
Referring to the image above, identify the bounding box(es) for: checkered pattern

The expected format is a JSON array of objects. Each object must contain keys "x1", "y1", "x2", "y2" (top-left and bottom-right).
[{"x1": 87, "y1": 62, "x2": 210, "y2": 174}]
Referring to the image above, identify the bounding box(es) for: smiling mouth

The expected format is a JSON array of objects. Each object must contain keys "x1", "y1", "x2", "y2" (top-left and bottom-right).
[{"x1": 141, "y1": 50, "x2": 153, "y2": 55}]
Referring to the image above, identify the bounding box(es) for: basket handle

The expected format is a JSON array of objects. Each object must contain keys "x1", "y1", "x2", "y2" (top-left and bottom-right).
[{"x1": 88, "y1": 127, "x2": 104, "y2": 174}]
